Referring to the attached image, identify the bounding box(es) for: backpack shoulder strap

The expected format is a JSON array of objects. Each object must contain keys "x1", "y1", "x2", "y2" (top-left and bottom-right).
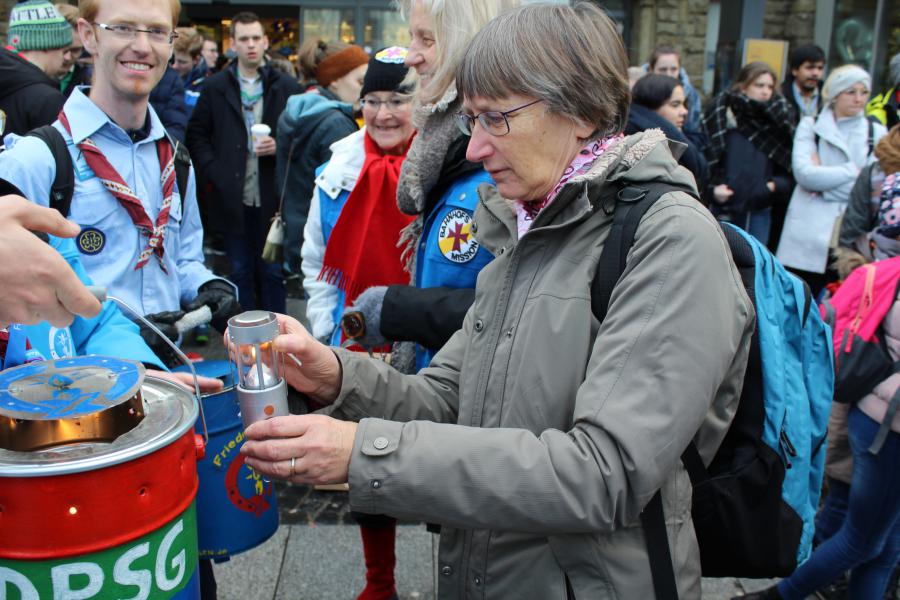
[
  {"x1": 170, "y1": 138, "x2": 192, "y2": 199},
  {"x1": 640, "y1": 493, "x2": 680, "y2": 600},
  {"x1": 591, "y1": 181, "x2": 699, "y2": 322},
  {"x1": 26, "y1": 125, "x2": 74, "y2": 217},
  {"x1": 867, "y1": 118, "x2": 875, "y2": 156},
  {"x1": 590, "y1": 179, "x2": 698, "y2": 600}
]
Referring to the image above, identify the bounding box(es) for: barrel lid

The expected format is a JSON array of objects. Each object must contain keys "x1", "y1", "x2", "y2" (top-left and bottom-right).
[
  {"x1": 0, "y1": 356, "x2": 144, "y2": 420},
  {"x1": 0, "y1": 374, "x2": 198, "y2": 478}
]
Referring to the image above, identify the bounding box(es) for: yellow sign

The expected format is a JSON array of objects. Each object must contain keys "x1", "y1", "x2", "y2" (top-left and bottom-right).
[{"x1": 743, "y1": 39, "x2": 790, "y2": 83}]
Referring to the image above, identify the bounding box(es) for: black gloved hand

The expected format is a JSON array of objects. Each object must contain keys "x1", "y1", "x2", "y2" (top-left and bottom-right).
[
  {"x1": 186, "y1": 279, "x2": 241, "y2": 332},
  {"x1": 139, "y1": 310, "x2": 184, "y2": 368},
  {"x1": 341, "y1": 286, "x2": 389, "y2": 348}
]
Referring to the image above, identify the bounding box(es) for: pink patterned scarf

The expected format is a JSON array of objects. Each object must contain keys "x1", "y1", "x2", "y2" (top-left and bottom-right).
[{"x1": 514, "y1": 134, "x2": 623, "y2": 238}]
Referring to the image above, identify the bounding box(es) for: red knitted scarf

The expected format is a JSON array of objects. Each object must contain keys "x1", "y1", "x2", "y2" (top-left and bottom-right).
[{"x1": 320, "y1": 131, "x2": 415, "y2": 306}]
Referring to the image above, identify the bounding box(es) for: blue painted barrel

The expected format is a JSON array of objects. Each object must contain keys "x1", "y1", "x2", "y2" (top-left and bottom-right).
[{"x1": 176, "y1": 360, "x2": 279, "y2": 562}]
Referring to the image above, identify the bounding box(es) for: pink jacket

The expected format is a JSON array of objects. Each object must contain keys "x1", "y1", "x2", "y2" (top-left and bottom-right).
[{"x1": 857, "y1": 292, "x2": 900, "y2": 433}]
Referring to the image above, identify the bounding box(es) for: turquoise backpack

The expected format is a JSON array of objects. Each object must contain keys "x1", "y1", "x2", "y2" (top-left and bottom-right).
[{"x1": 591, "y1": 182, "x2": 834, "y2": 599}]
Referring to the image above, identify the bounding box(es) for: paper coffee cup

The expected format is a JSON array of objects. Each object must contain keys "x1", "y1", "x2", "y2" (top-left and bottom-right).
[{"x1": 250, "y1": 123, "x2": 271, "y2": 150}]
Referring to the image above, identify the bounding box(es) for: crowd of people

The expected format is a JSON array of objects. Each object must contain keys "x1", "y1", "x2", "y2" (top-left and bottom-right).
[{"x1": 1, "y1": 0, "x2": 900, "y2": 598}]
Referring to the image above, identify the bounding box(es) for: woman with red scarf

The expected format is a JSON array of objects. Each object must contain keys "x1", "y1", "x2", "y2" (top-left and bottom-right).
[{"x1": 300, "y1": 47, "x2": 415, "y2": 600}]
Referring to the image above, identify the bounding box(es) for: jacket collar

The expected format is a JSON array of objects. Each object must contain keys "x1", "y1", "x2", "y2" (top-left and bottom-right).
[
  {"x1": 61, "y1": 86, "x2": 165, "y2": 147},
  {"x1": 813, "y1": 106, "x2": 863, "y2": 158},
  {"x1": 315, "y1": 128, "x2": 366, "y2": 199}
]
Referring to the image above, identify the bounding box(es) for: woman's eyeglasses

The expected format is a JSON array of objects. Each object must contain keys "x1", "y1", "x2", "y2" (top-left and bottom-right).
[
  {"x1": 360, "y1": 96, "x2": 413, "y2": 113},
  {"x1": 454, "y1": 99, "x2": 542, "y2": 137}
]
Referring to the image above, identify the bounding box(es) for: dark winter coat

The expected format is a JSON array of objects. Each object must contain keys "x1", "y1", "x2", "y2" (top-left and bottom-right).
[
  {"x1": 186, "y1": 63, "x2": 303, "y2": 241},
  {"x1": 624, "y1": 103, "x2": 708, "y2": 191},
  {"x1": 0, "y1": 47, "x2": 65, "y2": 136},
  {"x1": 149, "y1": 66, "x2": 189, "y2": 143},
  {"x1": 717, "y1": 128, "x2": 793, "y2": 214},
  {"x1": 839, "y1": 162, "x2": 881, "y2": 249},
  {"x1": 61, "y1": 64, "x2": 90, "y2": 98},
  {"x1": 275, "y1": 85, "x2": 358, "y2": 271}
]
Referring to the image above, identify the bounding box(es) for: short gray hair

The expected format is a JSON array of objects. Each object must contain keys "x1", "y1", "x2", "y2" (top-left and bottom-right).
[{"x1": 456, "y1": 2, "x2": 630, "y2": 138}]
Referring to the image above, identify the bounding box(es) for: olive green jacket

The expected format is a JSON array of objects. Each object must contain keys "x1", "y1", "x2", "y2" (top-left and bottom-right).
[{"x1": 328, "y1": 129, "x2": 755, "y2": 599}]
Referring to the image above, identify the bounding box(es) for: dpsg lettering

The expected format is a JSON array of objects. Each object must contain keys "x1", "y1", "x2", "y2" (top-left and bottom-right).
[{"x1": 0, "y1": 515, "x2": 194, "y2": 599}]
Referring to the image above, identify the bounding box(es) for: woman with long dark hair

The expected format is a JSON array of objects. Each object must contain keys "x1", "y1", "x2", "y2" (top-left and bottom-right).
[{"x1": 626, "y1": 73, "x2": 707, "y2": 190}]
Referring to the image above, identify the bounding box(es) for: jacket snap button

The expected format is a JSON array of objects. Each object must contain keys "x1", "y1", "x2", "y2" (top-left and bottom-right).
[
  {"x1": 498, "y1": 247, "x2": 505, "y2": 255},
  {"x1": 459, "y1": 193, "x2": 466, "y2": 200},
  {"x1": 371, "y1": 479, "x2": 382, "y2": 489},
  {"x1": 441, "y1": 565, "x2": 452, "y2": 576},
  {"x1": 474, "y1": 319, "x2": 484, "y2": 332},
  {"x1": 474, "y1": 575, "x2": 482, "y2": 586},
  {"x1": 373, "y1": 437, "x2": 389, "y2": 450}
]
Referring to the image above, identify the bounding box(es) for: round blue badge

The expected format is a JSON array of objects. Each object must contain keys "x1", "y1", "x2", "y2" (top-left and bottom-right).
[{"x1": 77, "y1": 227, "x2": 105, "y2": 255}]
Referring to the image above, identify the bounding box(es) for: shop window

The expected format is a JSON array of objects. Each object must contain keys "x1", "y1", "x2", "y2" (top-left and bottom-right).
[
  {"x1": 302, "y1": 8, "x2": 356, "y2": 44},
  {"x1": 362, "y1": 8, "x2": 407, "y2": 53},
  {"x1": 828, "y1": 0, "x2": 878, "y2": 71}
]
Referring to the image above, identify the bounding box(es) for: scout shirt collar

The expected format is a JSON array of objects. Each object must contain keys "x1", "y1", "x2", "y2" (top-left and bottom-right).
[{"x1": 62, "y1": 86, "x2": 165, "y2": 147}]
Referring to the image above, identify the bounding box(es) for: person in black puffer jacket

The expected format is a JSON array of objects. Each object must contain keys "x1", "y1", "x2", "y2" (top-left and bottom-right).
[
  {"x1": 626, "y1": 73, "x2": 708, "y2": 193},
  {"x1": 149, "y1": 66, "x2": 190, "y2": 143}
]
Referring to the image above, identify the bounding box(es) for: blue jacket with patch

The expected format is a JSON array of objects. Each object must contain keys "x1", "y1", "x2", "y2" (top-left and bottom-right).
[
  {"x1": 402, "y1": 168, "x2": 494, "y2": 370},
  {"x1": 21, "y1": 236, "x2": 164, "y2": 368}
]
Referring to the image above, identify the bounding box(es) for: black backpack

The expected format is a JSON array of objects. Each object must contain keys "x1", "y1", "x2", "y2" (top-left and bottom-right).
[
  {"x1": 0, "y1": 124, "x2": 192, "y2": 216},
  {"x1": 591, "y1": 182, "x2": 831, "y2": 600}
]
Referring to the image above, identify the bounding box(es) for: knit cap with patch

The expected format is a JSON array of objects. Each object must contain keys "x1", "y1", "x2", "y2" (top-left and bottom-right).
[
  {"x1": 359, "y1": 46, "x2": 410, "y2": 98},
  {"x1": 8, "y1": 0, "x2": 72, "y2": 51}
]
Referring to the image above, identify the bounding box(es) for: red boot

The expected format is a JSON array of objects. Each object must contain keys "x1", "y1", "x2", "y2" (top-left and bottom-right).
[{"x1": 357, "y1": 521, "x2": 398, "y2": 600}]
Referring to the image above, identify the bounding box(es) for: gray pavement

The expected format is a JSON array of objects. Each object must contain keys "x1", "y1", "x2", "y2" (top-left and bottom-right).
[{"x1": 209, "y1": 501, "x2": 777, "y2": 600}]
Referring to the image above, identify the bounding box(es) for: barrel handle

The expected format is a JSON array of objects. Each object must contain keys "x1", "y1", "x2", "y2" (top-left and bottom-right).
[{"x1": 89, "y1": 289, "x2": 209, "y2": 445}]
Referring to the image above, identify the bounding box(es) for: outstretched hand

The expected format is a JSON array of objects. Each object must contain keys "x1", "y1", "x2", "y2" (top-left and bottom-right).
[
  {"x1": 0, "y1": 195, "x2": 101, "y2": 327},
  {"x1": 241, "y1": 414, "x2": 358, "y2": 485}
]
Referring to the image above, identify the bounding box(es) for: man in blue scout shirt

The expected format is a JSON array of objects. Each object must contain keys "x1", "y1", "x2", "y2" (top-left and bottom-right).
[{"x1": 0, "y1": 0, "x2": 239, "y2": 364}]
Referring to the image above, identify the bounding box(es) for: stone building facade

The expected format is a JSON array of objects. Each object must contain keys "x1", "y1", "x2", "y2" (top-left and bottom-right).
[
  {"x1": 1, "y1": 0, "x2": 892, "y2": 98},
  {"x1": 631, "y1": 0, "x2": 711, "y2": 87},
  {"x1": 1, "y1": 0, "x2": 15, "y2": 43}
]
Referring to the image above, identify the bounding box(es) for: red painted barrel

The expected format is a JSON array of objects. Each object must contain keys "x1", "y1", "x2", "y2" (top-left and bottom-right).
[{"x1": 0, "y1": 358, "x2": 203, "y2": 599}]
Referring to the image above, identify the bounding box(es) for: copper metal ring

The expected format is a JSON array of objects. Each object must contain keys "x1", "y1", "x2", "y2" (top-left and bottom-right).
[{"x1": 289, "y1": 456, "x2": 296, "y2": 478}]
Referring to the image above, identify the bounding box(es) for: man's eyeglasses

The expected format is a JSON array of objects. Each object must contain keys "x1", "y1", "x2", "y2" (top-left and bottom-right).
[
  {"x1": 93, "y1": 22, "x2": 178, "y2": 45},
  {"x1": 454, "y1": 99, "x2": 542, "y2": 137},
  {"x1": 360, "y1": 96, "x2": 413, "y2": 113}
]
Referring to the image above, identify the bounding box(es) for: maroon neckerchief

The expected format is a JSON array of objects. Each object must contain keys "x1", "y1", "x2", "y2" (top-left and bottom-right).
[{"x1": 58, "y1": 110, "x2": 175, "y2": 272}]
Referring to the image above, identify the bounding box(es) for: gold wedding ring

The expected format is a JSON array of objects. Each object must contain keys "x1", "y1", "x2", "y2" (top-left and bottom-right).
[{"x1": 289, "y1": 456, "x2": 296, "y2": 478}]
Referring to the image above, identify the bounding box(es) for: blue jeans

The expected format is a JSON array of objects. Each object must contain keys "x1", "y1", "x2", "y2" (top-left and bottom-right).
[
  {"x1": 725, "y1": 208, "x2": 772, "y2": 247},
  {"x1": 779, "y1": 407, "x2": 900, "y2": 600},
  {"x1": 224, "y1": 206, "x2": 285, "y2": 314},
  {"x1": 814, "y1": 477, "x2": 850, "y2": 546}
]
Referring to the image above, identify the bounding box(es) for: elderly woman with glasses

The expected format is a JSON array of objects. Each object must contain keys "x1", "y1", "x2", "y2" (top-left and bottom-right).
[
  {"x1": 299, "y1": 48, "x2": 416, "y2": 599},
  {"x1": 240, "y1": 4, "x2": 753, "y2": 599}
]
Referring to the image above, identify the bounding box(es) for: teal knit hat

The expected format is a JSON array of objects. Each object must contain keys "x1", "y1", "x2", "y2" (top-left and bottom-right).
[{"x1": 8, "y1": 0, "x2": 72, "y2": 51}]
